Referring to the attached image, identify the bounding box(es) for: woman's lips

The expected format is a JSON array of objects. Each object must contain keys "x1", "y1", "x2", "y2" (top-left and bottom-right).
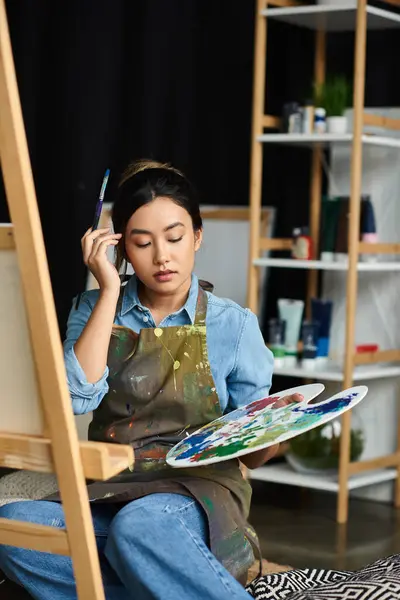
[{"x1": 153, "y1": 270, "x2": 176, "y2": 282}]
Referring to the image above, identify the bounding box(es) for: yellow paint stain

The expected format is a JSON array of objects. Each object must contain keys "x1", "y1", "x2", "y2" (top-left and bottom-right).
[
  {"x1": 184, "y1": 352, "x2": 191, "y2": 359},
  {"x1": 154, "y1": 328, "x2": 163, "y2": 337},
  {"x1": 174, "y1": 360, "x2": 181, "y2": 370}
]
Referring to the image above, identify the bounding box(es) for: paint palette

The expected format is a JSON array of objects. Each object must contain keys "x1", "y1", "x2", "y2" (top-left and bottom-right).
[{"x1": 166, "y1": 384, "x2": 368, "y2": 468}]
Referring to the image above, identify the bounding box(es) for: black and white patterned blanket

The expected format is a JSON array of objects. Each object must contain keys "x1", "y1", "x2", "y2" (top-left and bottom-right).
[
  {"x1": 246, "y1": 554, "x2": 400, "y2": 600},
  {"x1": 1, "y1": 554, "x2": 400, "y2": 599}
]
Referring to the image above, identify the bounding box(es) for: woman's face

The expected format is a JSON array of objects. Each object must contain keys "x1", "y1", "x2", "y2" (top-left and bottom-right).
[{"x1": 124, "y1": 197, "x2": 202, "y2": 296}]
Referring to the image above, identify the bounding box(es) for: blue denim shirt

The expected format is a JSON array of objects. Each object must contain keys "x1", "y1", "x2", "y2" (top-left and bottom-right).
[{"x1": 64, "y1": 274, "x2": 274, "y2": 416}]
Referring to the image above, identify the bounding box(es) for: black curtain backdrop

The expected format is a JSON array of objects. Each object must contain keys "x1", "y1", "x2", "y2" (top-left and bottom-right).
[{"x1": 1, "y1": 0, "x2": 400, "y2": 342}]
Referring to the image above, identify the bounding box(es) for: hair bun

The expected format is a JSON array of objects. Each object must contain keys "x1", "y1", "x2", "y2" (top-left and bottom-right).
[{"x1": 119, "y1": 159, "x2": 184, "y2": 187}]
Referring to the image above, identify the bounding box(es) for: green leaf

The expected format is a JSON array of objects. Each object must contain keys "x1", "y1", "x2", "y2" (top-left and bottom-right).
[{"x1": 313, "y1": 76, "x2": 351, "y2": 117}]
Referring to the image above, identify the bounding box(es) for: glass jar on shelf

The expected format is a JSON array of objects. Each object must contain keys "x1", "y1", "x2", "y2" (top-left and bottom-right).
[{"x1": 286, "y1": 415, "x2": 364, "y2": 475}]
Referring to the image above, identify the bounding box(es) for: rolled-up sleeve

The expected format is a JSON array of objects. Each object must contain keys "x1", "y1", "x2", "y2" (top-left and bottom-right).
[
  {"x1": 226, "y1": 310, "x2": 274, "y2": 411},
  {"x1": 64, "y1": 293, "x2": 109, "y2": 414}
]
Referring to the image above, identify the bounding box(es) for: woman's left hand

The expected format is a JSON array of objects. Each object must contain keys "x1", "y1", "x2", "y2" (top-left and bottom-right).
[{"x1": 271, "y1": 392, "x2": 304, "y2": 409}]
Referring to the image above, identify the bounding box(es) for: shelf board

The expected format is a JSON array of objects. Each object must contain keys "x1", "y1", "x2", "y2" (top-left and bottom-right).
[
  {"x1": 262, "y1": 4, "x2": 400, "y2": 32},
  {"x1": 249, "y1": 463, "x2": 397, "y2": 492},
  {"x1": 273, "y1": 363, "x2": 400, "y2": 382},
  {"x1": 253, "y1": 257, "x2": 400, "y2": 271},
  {"x1": 256, "y1": 133, "x2": 400, "y2": 149}
]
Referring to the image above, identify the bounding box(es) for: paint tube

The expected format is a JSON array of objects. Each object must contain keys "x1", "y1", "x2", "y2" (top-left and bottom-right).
[
  {"x1": 268, "y1": 318, "x2": 286, "y2": 368},
  {"x1": 311, "y1": 298, "x2": 333, "y2": 364},
  {"x1": 360, "y1": 196, "x2": 378, "y2": 263},
  {"x1": 277, "y1": 299, "x2": 304, "y2": 367},
  {"x1": 301, "y1": 320, "x2": 320, "y2": 370}
]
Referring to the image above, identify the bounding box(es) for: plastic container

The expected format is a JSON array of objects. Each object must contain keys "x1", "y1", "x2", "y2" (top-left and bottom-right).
[
  {"x1": 292, "y1": 227, "x2": 313, "y2": 260},
  {"x1": 314, "y1": 108, "x2": 326, "y2": 134},
  {"x1": 301, "y1": 320, "x2": 319, "y2": 370},
  {"x1": 278, "y1": 299, "x2": 304, "y2": 366},
  {"x1": 268, "y1": 319, "x2": 286, "y2": 368},
  {"x1": 360, "y1": 196, "x2": 378, "y2": 263},
  {"x1": 301, "y1": 102, "x2": 314, "y2": 134},
  {"x1": 282, "y1": 102, "x2": 302, "y2": 134},
  {"x1": 311, "y1": 298, "x2": 333, "y2": 364}
]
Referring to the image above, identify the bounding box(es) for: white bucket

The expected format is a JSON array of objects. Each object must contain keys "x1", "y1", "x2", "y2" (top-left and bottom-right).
[{"x1": 327, "y1": 116, "x2": 348, "y2": 134}]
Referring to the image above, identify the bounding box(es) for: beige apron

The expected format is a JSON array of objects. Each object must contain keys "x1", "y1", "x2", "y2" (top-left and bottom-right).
[{"x1": 80, "y1": 285, "x2": 260, "y2": 581}]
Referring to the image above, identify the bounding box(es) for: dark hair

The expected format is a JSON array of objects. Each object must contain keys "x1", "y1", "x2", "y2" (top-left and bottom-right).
[{"x1": 112, "y1": 160, "x2": 202, "y2": 272}]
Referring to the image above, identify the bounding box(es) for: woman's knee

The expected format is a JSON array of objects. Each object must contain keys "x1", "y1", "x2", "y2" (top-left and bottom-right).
[
  {"x1": 0, "y1": 501, "x2": 65, "y2": 572},
  {"x1": 107, "y1": 494, "x2": 207, "y2": 553},
  {"x1": 0, "y1": 501, "x2": 64, "y2": 527}
]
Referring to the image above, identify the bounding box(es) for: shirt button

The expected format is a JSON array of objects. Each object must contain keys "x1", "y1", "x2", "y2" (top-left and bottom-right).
[{"x1": 143, "y1": 316, "x2": 149, "y2": 323}]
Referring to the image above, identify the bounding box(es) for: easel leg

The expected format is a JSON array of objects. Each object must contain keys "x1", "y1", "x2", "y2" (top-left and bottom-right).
[{"x1": 0, "y1": 2, "x2": 105, "y2": 598}]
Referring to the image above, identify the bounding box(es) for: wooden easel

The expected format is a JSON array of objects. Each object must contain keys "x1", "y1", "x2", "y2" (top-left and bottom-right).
[{"x1": 0, "y1": 1, "x2": 133, "y2": 597}]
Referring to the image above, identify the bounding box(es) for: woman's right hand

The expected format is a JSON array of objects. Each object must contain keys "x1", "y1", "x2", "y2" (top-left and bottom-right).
[{"x1": 81, "y1": 227, "x2": 123, "y2": 294}]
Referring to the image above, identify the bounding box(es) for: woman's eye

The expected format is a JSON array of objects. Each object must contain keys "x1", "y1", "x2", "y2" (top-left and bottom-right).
[
  {"x1": 136, "y1": 242, "x2": 151, "y2": 248},
  {"x1": 169, "y1": 237, "x2": 183, "y2": 244}
]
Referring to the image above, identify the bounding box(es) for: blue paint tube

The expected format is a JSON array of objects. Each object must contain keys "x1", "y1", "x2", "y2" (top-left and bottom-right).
[{"x1": 311, "y1": 298, "x2": 333, "y2": 363}]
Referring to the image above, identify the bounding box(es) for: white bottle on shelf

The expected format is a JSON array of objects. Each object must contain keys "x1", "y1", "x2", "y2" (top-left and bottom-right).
[{"x1": 314, "y1": 108, "x2": 326, "y2": 134}]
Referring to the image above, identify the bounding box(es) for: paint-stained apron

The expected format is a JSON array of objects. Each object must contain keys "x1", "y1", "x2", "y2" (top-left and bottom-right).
[{"x1": 79, "y1": 286, "x2": 260, "y2": 581}]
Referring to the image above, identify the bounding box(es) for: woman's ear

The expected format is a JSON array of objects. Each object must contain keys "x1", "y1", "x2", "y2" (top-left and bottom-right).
[
  {"x1": 115, "y1": 237, "x2": 128, "y2": 271},
  {"x1": 194, "y1": 228, "x2": 203, "y2": 252}
]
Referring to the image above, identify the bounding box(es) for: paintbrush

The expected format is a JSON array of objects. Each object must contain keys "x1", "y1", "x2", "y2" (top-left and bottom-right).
[{"x1": 75, "y1": 169, "x2": 110, "y2": 310}]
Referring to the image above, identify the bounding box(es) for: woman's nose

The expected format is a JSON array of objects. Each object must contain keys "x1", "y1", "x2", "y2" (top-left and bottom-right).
[{"x1": 153, "y1": 243, "x2": 170, "y2": 266}]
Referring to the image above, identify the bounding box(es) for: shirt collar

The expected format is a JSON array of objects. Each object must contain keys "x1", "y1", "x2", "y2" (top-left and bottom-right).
[{"x1": 120, "y1": 273, "x2": 199, "y2": 325}]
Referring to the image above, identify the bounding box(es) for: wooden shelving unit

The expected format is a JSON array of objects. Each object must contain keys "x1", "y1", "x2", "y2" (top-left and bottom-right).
[{"x1": 247, "y1": 0, "x2": 400, "y2": 524}]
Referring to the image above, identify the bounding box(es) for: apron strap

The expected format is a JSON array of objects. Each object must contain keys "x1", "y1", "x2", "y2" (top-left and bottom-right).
[
  {"x1": 194, "y1": 286, "x2": 208, "y2": 326},
  {"x1": 244, "y1": 524, "x2": 263, "y2": 578}
]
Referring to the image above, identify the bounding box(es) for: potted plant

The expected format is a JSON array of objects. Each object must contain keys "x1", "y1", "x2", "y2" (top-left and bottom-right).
[
  {"x1": 314, "y1": 75, "x2": 351, "y2": 134},
  {"x1": 286, "y1": 418, "x2": 364, "y2": 475}
]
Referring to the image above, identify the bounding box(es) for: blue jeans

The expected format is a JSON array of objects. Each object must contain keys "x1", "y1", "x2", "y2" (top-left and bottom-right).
[{"x1": 0, "y1": 494, "x2": 251, "y2": 600}]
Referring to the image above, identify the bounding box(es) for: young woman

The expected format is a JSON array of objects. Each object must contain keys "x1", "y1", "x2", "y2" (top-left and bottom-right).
[{"x1": 0, "y1": 160, "x2": 301, "y2": 600}]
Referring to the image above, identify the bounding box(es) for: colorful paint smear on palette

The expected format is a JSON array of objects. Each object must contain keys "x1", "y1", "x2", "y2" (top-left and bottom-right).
[{"x1": 166, "y1": 386, "x2": 368, "y2": 467}]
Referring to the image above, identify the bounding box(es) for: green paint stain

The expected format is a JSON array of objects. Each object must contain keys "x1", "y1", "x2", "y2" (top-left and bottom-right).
[
  {"x1": 200, "y1": 385, "x2": 213, "y2": 397},
  {"x1": 202, "y1": 496, "x2": 214, "y2": 514},
  {"x1": 197, "y1": 439, "x2": 250, "y2": 461}
]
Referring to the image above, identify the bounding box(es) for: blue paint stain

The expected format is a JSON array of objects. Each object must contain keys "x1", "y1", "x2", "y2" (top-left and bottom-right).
[
  {"x1": 174, "y1": 429, "x2": 220, "y2": 460},
  {"x1": 293, "y1": 393, "x2": 357, "y2": 416}
]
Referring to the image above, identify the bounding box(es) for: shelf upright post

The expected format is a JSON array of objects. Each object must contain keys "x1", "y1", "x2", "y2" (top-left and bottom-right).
[
  {"x1": 306, "y1": 29, "x2": 325, "y2": 319},
  {"x1": 338, "y1": 0, "x2": 368, "y2": 525},
  {"x1": 248, "y1": 0, "x2": 268, "y2": 313}
]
